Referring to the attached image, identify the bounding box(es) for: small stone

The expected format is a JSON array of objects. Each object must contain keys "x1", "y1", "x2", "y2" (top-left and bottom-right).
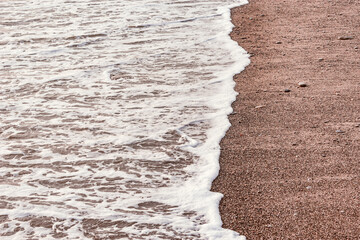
[
  {"x1": 318, "y1": 58, "x2": 324, "y2": 62},
  {"x1": 324, "y1": 120, "x2": 330, "y2": 123},
  {"x1": 298, "y1": 82, "x2": 307, "y2": 87},
  {"x1": 355, "y1": 124, "x2": 360, "y2": 128},
  {"x1": 306, "y1": 186, "x2": 312, "y2": 190},
  {"x1": 230, "y1": 112, "x2": 237, "y2": 115},
  {"x1": 355, "y1": 46, "x2": 359, "y2": 49},
  {"x1": 338, "y1": 36, "x2": 354, "y2": 40},
  {"x1": 255, "y1": 105, "x2": 265, "y2": 109},
  {"x1": 336, "y1": 130, "x2": 344, "y2": 133},
  {"x1": 275, "y1": 41, "x2": 282, "y2": 44},
  {"x1": 284, "y1": 89, "x2": 291, "y2": 93}
]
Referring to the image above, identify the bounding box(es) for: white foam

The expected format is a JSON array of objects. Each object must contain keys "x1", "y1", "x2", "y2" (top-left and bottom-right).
[{"x1": 0, "y1": 0, "x2": 249, "y2": 239}]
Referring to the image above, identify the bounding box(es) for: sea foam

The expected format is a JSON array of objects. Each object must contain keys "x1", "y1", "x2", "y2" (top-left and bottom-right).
[{"x1": 0, "y1": 0, "x2": 249, "y2": 239}]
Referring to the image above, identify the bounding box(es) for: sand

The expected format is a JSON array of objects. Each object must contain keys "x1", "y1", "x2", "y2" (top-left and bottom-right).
[{"x1": 211, "y1": 0, "x2": 360, "y2": 239}]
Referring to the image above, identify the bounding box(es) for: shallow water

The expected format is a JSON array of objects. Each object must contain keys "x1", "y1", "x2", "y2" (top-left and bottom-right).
[{"x1": 0, "y1": 0, "x2": 249, "y2": 239}]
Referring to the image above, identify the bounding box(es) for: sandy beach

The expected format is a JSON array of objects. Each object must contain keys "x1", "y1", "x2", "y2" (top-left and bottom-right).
[{"x1": 212, "y1": 0, "x2": 360, "y2": 239}]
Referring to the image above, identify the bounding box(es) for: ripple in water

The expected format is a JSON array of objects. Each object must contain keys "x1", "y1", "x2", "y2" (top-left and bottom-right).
[{"x1": 0, "y1": 0, "x2": 249, "y2": 239}]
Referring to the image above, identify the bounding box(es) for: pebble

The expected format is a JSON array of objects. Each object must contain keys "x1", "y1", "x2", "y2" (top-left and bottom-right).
[
  {"x1": 336, "y1": 130, "x2": 344, "y2": 133},
  {"x1": 275, "y1": 41, "x2": 282, "y2": 44},
  {"x1": 355, "y1": 46, "x2": 359, "y2": 49},
  {"x1": 298, "y1": 82, "x2": 307, "y2": 87},
  {"x1": 255, "y1": 105, "x2": 265, "y2": 109},
  {"x1": 284, "y1": 89, "x2": 291, "y2": 93},
  {"x1": 338, "y1": 36, "x2": 354, "y2": 40},
  {"x1": 318, "y1": 58, "x2": 324, "y2": 62}
]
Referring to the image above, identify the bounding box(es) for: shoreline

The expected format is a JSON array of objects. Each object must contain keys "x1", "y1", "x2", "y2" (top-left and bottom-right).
[{"x1": 212, "y1": 0, "x2": 360, "y2": 239}]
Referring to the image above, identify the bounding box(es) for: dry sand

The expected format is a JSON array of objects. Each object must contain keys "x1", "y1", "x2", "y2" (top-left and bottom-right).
[{"x1": 211, "y1": 0, "x2": 360, "y2": 239}]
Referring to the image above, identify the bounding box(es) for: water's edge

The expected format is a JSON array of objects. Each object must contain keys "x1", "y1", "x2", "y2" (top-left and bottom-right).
[{"x1": 206, "y1": 1, "x2": 250, "y2": 239}]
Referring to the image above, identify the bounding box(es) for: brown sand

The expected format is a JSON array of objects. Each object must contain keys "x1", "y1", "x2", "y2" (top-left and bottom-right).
[{"x1": 211, "y1": 0, "x2": 360, "y2": 239}]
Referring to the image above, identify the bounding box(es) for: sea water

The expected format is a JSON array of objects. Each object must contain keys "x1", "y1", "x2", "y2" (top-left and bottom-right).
[{"x1": 0, "y1": 0, "x2": 249, "y2": 239}]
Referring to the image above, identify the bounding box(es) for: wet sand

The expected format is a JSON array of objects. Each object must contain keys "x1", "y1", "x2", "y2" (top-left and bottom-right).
[{"x1": 211, "y1": 0, "x2": 360, "y2": 239}]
